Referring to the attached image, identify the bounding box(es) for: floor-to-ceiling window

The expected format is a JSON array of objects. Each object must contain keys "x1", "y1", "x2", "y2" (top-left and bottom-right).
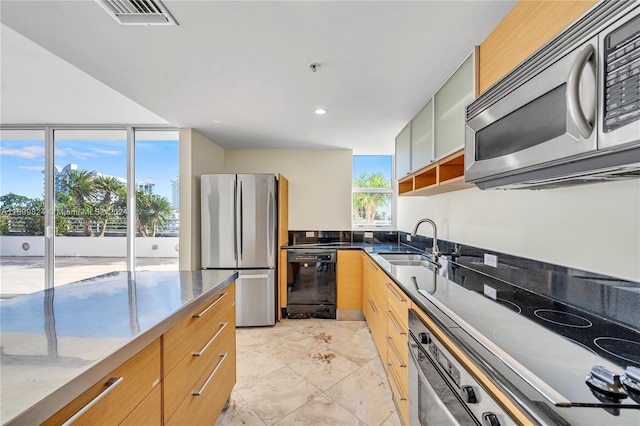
[
  {"x1": 53, "y1": 129, "x2": 128, "y2": 285},
  {"x1": 0, "y1": 126, "x2": 178, "y2": 297},
  {"x1": 134, "y1": 129, "x2": 179, "y2": 271},
  {"x1": 0, "y1": 129, "x2": 46, "y2": 296}
]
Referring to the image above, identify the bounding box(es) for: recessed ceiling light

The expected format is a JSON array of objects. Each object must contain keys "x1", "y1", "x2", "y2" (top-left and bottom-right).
[{"x1": 315, "y1": 108, "x2": 327, "y2": 115}]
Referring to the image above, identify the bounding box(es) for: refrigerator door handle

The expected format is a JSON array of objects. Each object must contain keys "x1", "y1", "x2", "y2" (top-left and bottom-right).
[
  {"x1": 239, "y1": 180, "x2": 244, "y2": 261},
  {"x1": 232, "y1": 179, "x2": 238, "y2": 262},
  {"x1": 268, "y1": 186, "x2": 275, "y2": 262}
]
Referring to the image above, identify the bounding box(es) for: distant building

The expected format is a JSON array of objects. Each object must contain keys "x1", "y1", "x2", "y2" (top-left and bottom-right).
[
  {"x1": 136, "y1": 178, "x2": 155, "y2": 194},
  {"x1": 53, "y1": 163, "x2": 79, "y2": 195},
  {"x1": 170, "y1": 173, "x2": 179, "y2": 211}
]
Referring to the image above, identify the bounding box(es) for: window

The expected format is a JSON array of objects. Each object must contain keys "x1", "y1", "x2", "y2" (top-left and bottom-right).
[
  {"x1": 352, "y1": 155, "x2": 394, "y2": 228},
  {"x1": 0, "y1": 126, "x2": 178, "y2": 297}
]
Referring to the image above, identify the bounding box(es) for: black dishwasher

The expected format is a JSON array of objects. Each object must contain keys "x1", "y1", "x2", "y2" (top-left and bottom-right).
[{"x1": 286, "y1": 249, "x2": 336, "y2": 319}]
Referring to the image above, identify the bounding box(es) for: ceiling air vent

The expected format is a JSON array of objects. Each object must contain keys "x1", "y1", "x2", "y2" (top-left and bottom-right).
[{"x1": 96, "y1": 0, "x2": 178, "y2": 26}]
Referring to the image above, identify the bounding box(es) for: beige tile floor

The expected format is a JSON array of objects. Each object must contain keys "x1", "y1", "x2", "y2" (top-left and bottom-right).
[{"x1": 216, "y1": 318, "x2": 402, "y2": 426}]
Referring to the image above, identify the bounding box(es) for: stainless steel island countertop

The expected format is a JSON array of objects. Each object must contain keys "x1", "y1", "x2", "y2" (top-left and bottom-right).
[{"x1": 0, "y1": 270, "x2": 238, "y2": 425}]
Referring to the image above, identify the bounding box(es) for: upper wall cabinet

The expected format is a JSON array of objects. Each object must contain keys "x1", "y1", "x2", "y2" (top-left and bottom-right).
[
  {"x1": 434, "y1": 54, "x2": 474, "y2": 159},
  {"x1": 410, "y1": 100, "x2": 434, "y2": 173},
  {"x1": 478, "y1": 0, "x2": 596, "y2": 93},
  {"x1": 395, "y1": 124, "x2": 411, "y2": 180},
  {"x1": 396, "y1": 49, "x2": 477, "y2": 196}
]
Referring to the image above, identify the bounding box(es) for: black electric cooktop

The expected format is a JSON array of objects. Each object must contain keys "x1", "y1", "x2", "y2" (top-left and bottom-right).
[{"x1": 395, "y1": 259, "x2": 640, "y2": 423}]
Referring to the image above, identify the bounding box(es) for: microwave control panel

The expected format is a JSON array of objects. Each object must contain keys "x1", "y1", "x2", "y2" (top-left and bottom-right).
[{"x1": 604, "y1": 14, "x2": 640, "y2": 132}]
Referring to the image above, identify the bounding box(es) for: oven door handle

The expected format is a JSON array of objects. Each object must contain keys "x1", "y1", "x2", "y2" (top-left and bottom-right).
[{"x1": 567, "y1": 43, "x2": 595, "y2": 139}]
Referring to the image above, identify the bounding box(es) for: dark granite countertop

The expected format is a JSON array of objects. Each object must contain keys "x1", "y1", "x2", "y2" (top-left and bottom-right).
[
  {"x1": 365, "y1": 251, "x2": 640, "y2": 425},
  {"x1": 0, "y1": 270, "x2": 238, "y2": 425}
]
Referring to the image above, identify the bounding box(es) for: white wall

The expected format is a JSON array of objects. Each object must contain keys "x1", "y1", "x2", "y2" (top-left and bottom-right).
[
  {"x1": 179, "y1": 129, "x2": 225, "y2": 270},
  {"x1": 224, "y1": 149, "x2": 352, "y2": 230},
  {"x1": 397, "y1": 179, "x2": 640, "y2": 282}
]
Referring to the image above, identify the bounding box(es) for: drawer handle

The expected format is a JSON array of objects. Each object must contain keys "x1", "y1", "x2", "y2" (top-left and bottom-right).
[
  {"x1": 193, "y1": 353, "x2": 228, "y2": 396},
  {"x1": 368, "y1": 262, "x2": 378, "y2": 272},
  {"x1": 193, "y1": 292, "x2": 229, "y2": 318},
  {"x1": 386, "y1": 282, "x2": 406, "y2": 302},
  {"x1": 386, "y1": 309, "x2": 407, "y2": 335},
  {"x1": 193, "y1": 322, "x2": 229, "y2": 357},
  {"x1": 61, "y1": 377, "x2": 123, "y2": 426},
  {"x1": 386, "y1": 363, "x2": 407, "y2": 401},
  {"x1": 386, "y1": 336, "x2": 406, "y2": 368},
  {"x1": 368, "y1": 299, "x2": 379, "y2": 315}
]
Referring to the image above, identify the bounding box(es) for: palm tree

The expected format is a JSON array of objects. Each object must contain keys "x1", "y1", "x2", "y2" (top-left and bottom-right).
[
  {"x1": 94, "y1": 176, "x2": 125, "y2": 237},
  {"x1": 147, "y1": 195, "x2": 172, "y2": 237},
  {"x1": 135, "y1": 190, "x2": 152, "y2": 237},
  {"x1": 61, "y1": 170, "x2": 97, "y2": 236},
  {"x1": 353, "y1": 172, "x2": 391, "y2": 224}
]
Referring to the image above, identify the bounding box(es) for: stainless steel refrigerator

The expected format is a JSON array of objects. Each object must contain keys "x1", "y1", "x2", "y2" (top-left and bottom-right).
[{"x1": 201, "y1": 173, "x2": 277, "y2": 326}]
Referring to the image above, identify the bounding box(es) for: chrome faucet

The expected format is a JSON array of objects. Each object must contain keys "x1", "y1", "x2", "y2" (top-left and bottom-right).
[{"x1": 411, "y1": 218, "x2": 441, "y2": 262}]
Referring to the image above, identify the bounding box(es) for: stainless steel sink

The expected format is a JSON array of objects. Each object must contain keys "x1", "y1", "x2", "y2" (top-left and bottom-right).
[
  {"x1": 377, "y1": 253, "x2": 428, "y2": 262},
  {"x1": 378, "y1": 253, "x2": 436, "y2": 268}
]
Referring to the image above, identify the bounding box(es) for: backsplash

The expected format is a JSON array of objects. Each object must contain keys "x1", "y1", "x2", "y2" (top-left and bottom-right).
[{"x1": 400, "y1": 232, "x2": 640, "y2": 331}]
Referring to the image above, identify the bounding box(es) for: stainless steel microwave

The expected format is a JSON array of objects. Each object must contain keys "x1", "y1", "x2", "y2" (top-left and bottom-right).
[{"x1": 465, "y1": 1, "x2": 640, "y2": 190}]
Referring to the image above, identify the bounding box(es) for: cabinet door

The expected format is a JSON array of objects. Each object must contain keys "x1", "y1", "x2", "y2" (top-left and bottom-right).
[
  {"x1": 410, "y1": 100, "x2": 433, "y2": 171},
  {"x1": 434, "y1": 53, "x2": 474, "y2": 160},
  {"x1": 337, "y1": 250, "x2": 363, "y2": 310},
  {"x1": 395, "y1": 123, "x2": 411, "y2": 179}
]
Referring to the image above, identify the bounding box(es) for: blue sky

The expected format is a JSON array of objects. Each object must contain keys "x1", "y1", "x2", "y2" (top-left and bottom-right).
[
  {"x1": 0, "y1": 139, "x2": 179, "y2": 201},
  {"x1": 353, "y1": 155, "x2": 392, "y2": 182}
]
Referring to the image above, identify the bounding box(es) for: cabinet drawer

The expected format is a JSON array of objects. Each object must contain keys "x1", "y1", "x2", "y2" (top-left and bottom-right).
[
  {"x1": 386, "y1": 280, "x2": 409, "y2": 329},
  {"x1": 44, "y1": 339, "x2": 161, "y2": 426},
  {"x1": 166, "y1": 330, "x2": 236, "y2": 426},
  {"x1": 164, "y1": 284, "x2": 235, "y2": 374},
  {"x1": 385, "y1": 310, "x2": 408, "y2": 367},
  {"x1": 367, "y1": 299, "x2": 387, "y2": 364},
  {"x1": 119, "y1": 384, "x2": 161, "y2": 426},
  {"x1": 164, "y1": 306, "x2": 235, "y2": 420},
  {"x1": 387, "y1": 354, "x2": 409, "y2": 425}
]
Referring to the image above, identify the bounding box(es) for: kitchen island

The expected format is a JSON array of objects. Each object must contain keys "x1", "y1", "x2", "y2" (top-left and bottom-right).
[{"x1": 0, "y1": 270, "x2": 238, "y2": 425}]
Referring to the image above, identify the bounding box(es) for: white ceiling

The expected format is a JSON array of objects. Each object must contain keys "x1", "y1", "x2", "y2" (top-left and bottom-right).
[{"x1": 0, "y1": 0, "x2": 516, "y2": 154}]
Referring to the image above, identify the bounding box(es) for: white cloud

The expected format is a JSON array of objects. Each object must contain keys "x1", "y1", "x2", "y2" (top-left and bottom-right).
[
  {"x1": 0, "y1": 145, "x2": 45, "y2": 159},
  {"x1": 55, "y1": 147, "x2": 98, "y2": 160},
  {"x1": 19, "y1": 166, "x2": 44, "y2": 171},
  {"x1": 92, "y1": 148, "x2": 121, "y2": 156}
]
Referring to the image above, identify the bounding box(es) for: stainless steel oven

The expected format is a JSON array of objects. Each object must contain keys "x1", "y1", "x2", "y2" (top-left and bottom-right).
[
  {"x1": 408, "y1": 309, "x2": 515, "y2": 426},
  {"x1": 465, "y1": 2, "x2": 640, "y2": 189}
]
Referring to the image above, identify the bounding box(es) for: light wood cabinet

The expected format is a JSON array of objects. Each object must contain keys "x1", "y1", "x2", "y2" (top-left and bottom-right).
[
  {"x1": 385, "y1": 279, "x2": 410, "y2": 424},
  {"x1": 479, "y1": 0, "x2": 596, "y2": 93},
  {"x1": 337, "y1": 250, "x2": 363, "y2": 313},
  {"x1": 278, "y1": 174, "x2": 289, "y2": 320},
  {"x1": 165, "y1": 282, "x2": 236, "y2": 425},
  {"x1": 362, "y1": 253, "x2": 411, "y2": 425},
  {"x1": 120, "y1": 385, "x2": 162, "y2": 426},
  {"x1": 164, "y1": 285, "x2": 235, "y2": 375},
  {"x1": 44, "y1": 339, "x2": 161, "y2": 426},
  {"x1": 166, "y1": 330, "x2": 236, "y2": 426},
  {"x1": 45, "y1": 282, "x2": 236, "y2": 426}
]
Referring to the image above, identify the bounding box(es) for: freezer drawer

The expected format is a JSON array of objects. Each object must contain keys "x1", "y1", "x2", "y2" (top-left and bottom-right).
[{"x1": 236, "y1": 269, "x2": 276, "y2": 327}]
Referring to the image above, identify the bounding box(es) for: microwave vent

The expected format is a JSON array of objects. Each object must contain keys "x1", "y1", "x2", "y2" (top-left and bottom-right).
[
  {"x1": 485, "y1": 162, "x2": 640, "y2": 190},
  {"x1": 96, "y1": 0, "x2": 178, "y2": 25}
]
